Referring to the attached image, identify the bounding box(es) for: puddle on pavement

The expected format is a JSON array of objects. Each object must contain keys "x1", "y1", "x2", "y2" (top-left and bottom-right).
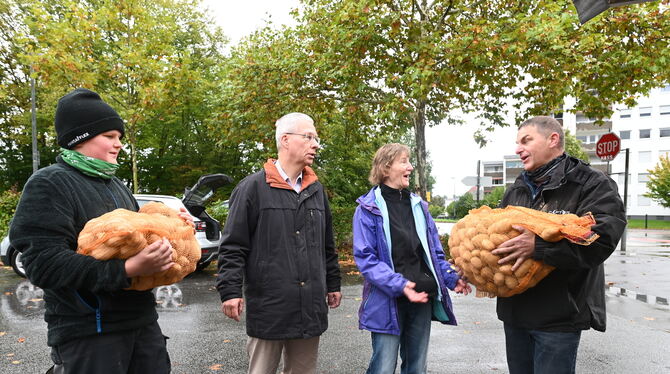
[
  {"x1": 0, "y1": 279, "x2": 188, "y2": 319},
  {"x1": 606, "y1": 284, "x2": 669, "y2": 308}
]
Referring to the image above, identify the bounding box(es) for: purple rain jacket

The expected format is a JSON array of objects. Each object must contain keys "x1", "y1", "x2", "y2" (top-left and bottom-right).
[{"x1": 353, "y1": 186, "x2": 461, "y2": 335}]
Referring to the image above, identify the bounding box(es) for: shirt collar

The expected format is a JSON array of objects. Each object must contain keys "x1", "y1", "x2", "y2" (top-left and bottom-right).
[{"x1": 275, "y1": 160, "x2": 302, "y2": 192}]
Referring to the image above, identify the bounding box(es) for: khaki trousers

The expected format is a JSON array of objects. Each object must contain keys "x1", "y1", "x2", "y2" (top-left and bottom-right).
[{"x1": 246, "y1": 336, "x2": 320, "y2": 374}]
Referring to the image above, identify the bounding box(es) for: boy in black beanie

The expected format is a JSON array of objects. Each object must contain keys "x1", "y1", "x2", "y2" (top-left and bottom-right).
[{"x1": 10, "y1": 88, "x2": 187, "y2": 373}]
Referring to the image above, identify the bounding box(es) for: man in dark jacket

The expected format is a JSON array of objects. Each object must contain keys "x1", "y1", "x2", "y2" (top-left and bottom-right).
[
  {"x1": 216, "y1": 112, "x2": 341, "y2": 374},
  {"x1": 491, "y1": 116, "x2": 626, "y2": 374},
  {"x1": 10, "y1": 88, "x2": 180, "y2": 373}
]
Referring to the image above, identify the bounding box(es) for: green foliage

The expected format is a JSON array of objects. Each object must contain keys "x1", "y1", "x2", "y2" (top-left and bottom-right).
[
  {"x1": 0, "y1": 189, "x2": 21, "y2": 238},
  {"x1": 645, "y1": 154, "x2": 670, "y2": 208},
  {"x1": 430, "y1": 195, "x2": 446, "y2": 208},
  {"x1": 207, "y1": 199, "x2": 229, "y2": 226},
  {"x1": 627, "y1": 218, "x2": 670, "y2": 230},
  {"x1": 330, "y1": 203, "x2": 357, "y2": 252},
  {"x1": 428, "y1": 204, "x2": 444, "y2": 218},
  {"x1": 439, "y1": 233, "x2": 450, "y2": 260},
  {"x1": 482, "y1": 186, "x2": 506, "y2": 208},
  {"x1": 6, "y1": 0, "x2": 233, "y2": 194},
  {"x1": 288, "y1": 0, "x2": 670, "y2": 199},
  {"x1": 451, "y1": 193, "x2": 477, "y2": 219},
  {"x1": 564, "y1": 130, "x2": 589, "y2": 163}
]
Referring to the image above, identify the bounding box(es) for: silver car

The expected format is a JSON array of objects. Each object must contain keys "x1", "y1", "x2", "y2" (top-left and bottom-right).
[{"x1": 1, "y1": 173, "x2": 233, "y2": 277}]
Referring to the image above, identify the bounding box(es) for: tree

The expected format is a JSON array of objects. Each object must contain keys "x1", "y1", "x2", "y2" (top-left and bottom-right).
[
  {"x1": 450, "y1": 193, "x2": 476, "y2": 219},
  {"x1": 16, "y1": 0, "x2": 229, "y2": 193},
  {"x1": 482, "y1": 186, "x2": 505, "y2": 208},
  {"x1": 564, "y1": 130, "x2": 589, "y2": 162},
  {"x1": 645, "y1": 154, "x2": 670, "y2": 207},
  {"x1": 284, "y1": 0, "x2": 670, "y2": 200},
  {"x1": 430, "y1": 194, "x2": 446, "y2": 208}
]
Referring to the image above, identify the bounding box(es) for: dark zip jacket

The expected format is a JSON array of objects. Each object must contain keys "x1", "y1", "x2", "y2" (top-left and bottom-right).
[
  {"x1": 9, "y1": 157, "x2": 157, "y2": 346},
  {"x1": 497, "y1": 155, "x2": 626, "y2": 332},
  {"x1": 216, "y1": 159, "x2": 341, "y2": 340}
]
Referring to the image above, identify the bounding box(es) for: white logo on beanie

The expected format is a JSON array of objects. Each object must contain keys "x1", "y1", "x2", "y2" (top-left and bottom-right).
[{"x1": 67, "y1": 132, "x2": 90, "y2": 147}]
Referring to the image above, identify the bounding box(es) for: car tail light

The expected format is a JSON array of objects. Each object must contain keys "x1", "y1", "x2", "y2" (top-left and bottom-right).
[{"x1": 194, "y1": 221, "x2": 206, "y2": 232}]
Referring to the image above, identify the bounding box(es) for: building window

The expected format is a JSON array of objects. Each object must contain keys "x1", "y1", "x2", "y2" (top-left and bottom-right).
[
  {"x1": 639, "y1": 129, "x2": 651, "y2": 139},
  {"x1": 639, "y1": 151, "x2": 652, "y2": 163},
  {"x1": 577, "y1": 136, "x2": 587, "y2": 142},
  {"x1": 492, "y1": 178, "x2": 503, "y2": 185},
  {"x1": 589, "y1": 135, "x2": 598, "y2": 143},
  {"x1": 660, "y1": 105, "x2": 670, "y2": 115},
  {"x1": 619, "y1": 108, "x2": 632, "y2": 119},
  {"x1": 638, "y1": 173, "x2": 650, "y2": 183},
  {"x1": 660, "y1": 128, "x2": 670, "y2": 138},
  {"x1": 639, "y1": 107, "x2": 652, "y2": 117},
  {"x1": 620, "y1": 130, "x2": 631, "y2": 140},
  {"x1": 617, "y1": 173, "x2": 631, "y2": 184},
  {"x1": 506, "y1": 161, "x2": 523, "y2": 169},
  {"x1": 638, "y1": 195, "x2": 651, "y2": 206}
]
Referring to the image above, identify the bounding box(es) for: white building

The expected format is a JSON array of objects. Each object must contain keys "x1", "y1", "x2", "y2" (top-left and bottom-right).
[{"x1": 561, "y1": 84, "x2": 670, "y2": 219}]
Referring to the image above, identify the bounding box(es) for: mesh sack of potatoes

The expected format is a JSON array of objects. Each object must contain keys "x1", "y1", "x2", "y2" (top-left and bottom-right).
[
  {"x1": 448, "y1": 205, "x2": 599, "y2": 298},
  {"x1": 77, "y1": 202, "x2": 200, "y2": 291}
]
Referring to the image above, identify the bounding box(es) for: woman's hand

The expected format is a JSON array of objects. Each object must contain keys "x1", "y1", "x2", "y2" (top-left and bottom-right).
[
  {"x1": 403, "y1": 281, "x2": 429, "y2": 303},
  {"x1": 454, "y1": 279, "x2": 472, "y2": 295}
]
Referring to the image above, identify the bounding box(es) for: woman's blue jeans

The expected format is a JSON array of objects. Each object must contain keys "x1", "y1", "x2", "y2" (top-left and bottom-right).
[
  {"x1": 365, "y1": 298, "x2": 432, "y2": 374},
  {"x1": 503, "y1": 323, "x2": 582, "y2": 374}
]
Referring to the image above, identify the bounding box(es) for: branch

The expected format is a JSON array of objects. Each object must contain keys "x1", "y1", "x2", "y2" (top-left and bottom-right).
[
  {"x1": 413, "y1": 0, "x2": 427, "y2": 20},
  {"x1": 438, "y1": 0, "x2": 455, "y2": 28}
]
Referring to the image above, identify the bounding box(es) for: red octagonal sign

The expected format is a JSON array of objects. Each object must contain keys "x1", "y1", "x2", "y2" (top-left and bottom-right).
[{"x1": 596, "y1": 132, "x2": 621, "y2": 161}]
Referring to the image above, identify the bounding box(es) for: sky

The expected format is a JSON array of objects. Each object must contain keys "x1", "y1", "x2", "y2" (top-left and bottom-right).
[{"x1": 200, "y1": 0, "x2": 520, "y2": 198}]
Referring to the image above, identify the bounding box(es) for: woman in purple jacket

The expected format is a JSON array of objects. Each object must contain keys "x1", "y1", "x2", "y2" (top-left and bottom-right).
[{"x1": 353, "y1": 143, "x2": 470, "y2": 374}]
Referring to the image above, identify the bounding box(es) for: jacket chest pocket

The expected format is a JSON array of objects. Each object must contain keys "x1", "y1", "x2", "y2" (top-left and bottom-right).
[{"x1": 307, "y1": 208, "x2": 324, "y2": 248}]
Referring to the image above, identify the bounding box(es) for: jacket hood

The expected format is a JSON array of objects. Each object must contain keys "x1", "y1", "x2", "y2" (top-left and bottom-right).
[{"x1": 263, "y1": 158, "x2": 318, "y2": 191}]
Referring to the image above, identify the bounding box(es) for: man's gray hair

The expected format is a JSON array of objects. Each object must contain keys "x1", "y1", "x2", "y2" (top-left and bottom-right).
[
  {"x1": 519, "y1": 116, "x2": 565, "y2": 149},
  {"x1": 275, "y1": 112, "x2": 314, "y2": 149}
]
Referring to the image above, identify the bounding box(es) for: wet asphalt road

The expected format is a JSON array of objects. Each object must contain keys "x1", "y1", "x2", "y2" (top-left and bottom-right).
[{"x1": 1, "y1": 228, "x2": 669, "y2": 373}]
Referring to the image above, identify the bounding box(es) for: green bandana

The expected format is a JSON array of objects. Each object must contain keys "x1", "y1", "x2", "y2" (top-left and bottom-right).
[{"x1": 60, "y1": 148, "x2": 120, "y2": 179}]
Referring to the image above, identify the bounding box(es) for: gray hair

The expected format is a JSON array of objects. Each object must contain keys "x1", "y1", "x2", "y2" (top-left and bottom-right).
[
  {"x1": 519, "y1": 116, "x2": 564, "y2": 149},
  {"x1": 275, "y1": 112, "x2": 314, "y2": 149}
]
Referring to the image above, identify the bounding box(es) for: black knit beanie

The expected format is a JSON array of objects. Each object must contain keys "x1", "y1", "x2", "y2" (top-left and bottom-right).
[{"x1": 55, "y1": 88, "x2": 125, "y2": 149}]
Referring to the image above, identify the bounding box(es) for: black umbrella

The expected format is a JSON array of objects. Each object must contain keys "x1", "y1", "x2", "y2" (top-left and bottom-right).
[{"x1": 572, "y1": 0, "x2": 658, "y2": 24}]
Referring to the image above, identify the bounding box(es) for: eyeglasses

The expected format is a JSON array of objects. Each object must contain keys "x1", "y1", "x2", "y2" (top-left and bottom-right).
[{"x1": 285, "y1": 132, "x2": 320, "y2": 144}]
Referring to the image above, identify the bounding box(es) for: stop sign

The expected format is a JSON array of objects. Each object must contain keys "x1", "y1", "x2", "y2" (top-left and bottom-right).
[{"x1": 596, "y1": 132, "x2": 621, "y2": 161}]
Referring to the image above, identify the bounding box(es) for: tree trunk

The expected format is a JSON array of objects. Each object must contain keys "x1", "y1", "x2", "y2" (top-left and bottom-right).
[
  {"x1": 412, "y1": 101, "x2": 427, "y2": 200},
  {"x1": 128, "y1": 126, "x2": 139, "y2": 193}
]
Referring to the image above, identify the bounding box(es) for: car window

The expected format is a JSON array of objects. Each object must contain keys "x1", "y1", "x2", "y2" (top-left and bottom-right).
[{"x1": 136, "y1": 197, "x2": 185, "y2": 212}]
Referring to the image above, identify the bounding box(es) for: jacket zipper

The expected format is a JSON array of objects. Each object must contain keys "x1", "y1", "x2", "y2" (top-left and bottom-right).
[{"x1": 75, "y1": 291, "x2": 103, "y2": 333}]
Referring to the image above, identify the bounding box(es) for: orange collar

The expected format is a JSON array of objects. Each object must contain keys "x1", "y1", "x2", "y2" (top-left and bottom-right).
[{"x1": 264, "y1": 159, "x2": 318, "y2": 192}]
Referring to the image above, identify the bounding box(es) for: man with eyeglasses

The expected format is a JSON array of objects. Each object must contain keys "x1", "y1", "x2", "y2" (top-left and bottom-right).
[{"x1": 216, "y1": 112, "x2": 342, "y2": 374}]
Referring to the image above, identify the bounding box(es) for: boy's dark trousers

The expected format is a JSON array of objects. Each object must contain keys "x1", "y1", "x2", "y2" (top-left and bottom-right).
[{"x1": 46, "y1": 321, "x2": 170, "y2": 374}]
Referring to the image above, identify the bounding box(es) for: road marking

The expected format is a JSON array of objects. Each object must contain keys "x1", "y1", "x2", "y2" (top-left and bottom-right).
[{"x1": 605, "y1": 285, "x2": 669, "y2": 308}]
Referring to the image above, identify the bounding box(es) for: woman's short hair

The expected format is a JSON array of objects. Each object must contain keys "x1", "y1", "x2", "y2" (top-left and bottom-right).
[{"x1": 368, "y1": 143, "x2": 411, "y2": 185}]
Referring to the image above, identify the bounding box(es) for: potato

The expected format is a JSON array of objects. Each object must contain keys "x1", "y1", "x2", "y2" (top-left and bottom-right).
[
  {"x1": 514, "y1": 260, "x2": 534, "y2": 278},
  {"x1": 505, "y1": 275, "x2": 519, "y2": 289},
  {"x1": 493, "y1": 272, "x2": 506, "y2": 286},
  {"x1": 480, "y1": 266, "x2": 494, "y2": 281}
]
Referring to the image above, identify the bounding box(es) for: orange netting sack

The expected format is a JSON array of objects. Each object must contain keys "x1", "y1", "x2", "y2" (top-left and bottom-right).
[
  {"x1": 448, "y1": 205, "x2": 599, "y2": 298},
  {"x1": 77, "y1": 202, "x2": 201, "y2": 291}
]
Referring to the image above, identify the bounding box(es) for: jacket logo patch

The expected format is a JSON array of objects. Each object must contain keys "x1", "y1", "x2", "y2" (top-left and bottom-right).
[{"x1": 548, "y1": 209, "x2": 571, "y2": 215}]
